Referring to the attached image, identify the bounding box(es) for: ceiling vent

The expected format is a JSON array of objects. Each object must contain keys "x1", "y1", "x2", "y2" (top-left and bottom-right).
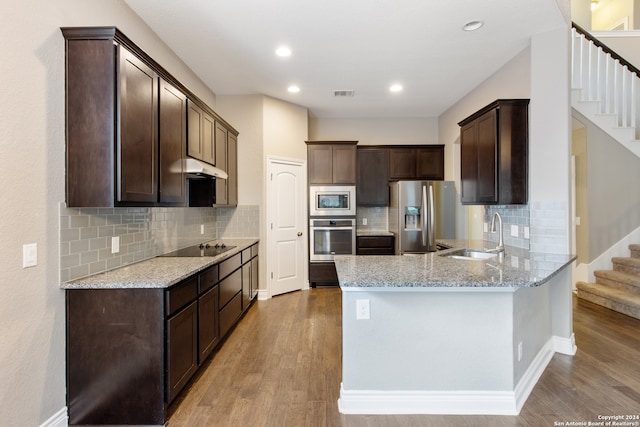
[{"x1": 333, "y1": 90, "x2": 355, "y2": 97}]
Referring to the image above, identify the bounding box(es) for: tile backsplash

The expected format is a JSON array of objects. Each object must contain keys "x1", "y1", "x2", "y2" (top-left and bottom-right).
[
  {"x1": 356, "y1": 206, "x2": 388, "y2": 231},
  {"x1": 483, "y1": 205, "x2": 530, "y2": 249},
  {"x1": 60, "y1": 203, "x2": 259, "y2": 282}
]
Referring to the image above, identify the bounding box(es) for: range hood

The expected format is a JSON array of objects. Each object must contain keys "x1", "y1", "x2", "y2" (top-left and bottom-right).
[{"x1": 180, "y1": 158, "x2": 228, "y2": 179}]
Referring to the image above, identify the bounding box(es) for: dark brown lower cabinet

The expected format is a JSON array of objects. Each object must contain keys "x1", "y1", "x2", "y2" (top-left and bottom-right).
[
  {"x1": 65, "y1": 248, "x2": 258, "y2": 426},
  {"x1": 219, "y1": 266, "x2": 243, "y2": 337},
  {"x1": 198, "y1": 285, "x2": 219, "y2": 364},
  {"x1": 66, "y1": 289, "x2": 166, "y2": 426},
  {"x1": 356, "y1": 235, "x2": 395, "y2": 255},
  {"x1": 309, "y1": 262, "x2": 339, "y2": 287},
  {"x1": 167, "y1": 301, "x2": 198, "y2": 403}
]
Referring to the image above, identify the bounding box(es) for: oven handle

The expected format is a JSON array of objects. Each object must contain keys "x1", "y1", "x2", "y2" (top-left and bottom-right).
[{"x1": 310, "y1": 226, "x2": 354, "y2": 231}]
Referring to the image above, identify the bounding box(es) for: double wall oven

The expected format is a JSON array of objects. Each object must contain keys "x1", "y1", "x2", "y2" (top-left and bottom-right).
[{"x1": 309, "y1": 185, "x2": 356, "y2": 264}]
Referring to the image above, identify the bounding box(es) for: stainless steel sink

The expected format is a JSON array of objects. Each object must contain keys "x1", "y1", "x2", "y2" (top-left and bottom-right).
[{"x1": 441, "y1": 248, "x2": 498, "y2": 261}]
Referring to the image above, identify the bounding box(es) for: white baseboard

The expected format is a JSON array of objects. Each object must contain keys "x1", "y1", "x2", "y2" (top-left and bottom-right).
[
  {"x1": 552, "y1": 333, "x2": 577, "y2": 355},
  {"x1": 257, "y1": 289, "x2": 270, "y2": 300},
  {"x1": 40, "y1": 407, "x2": 67, "y2": 427},
  {"x1": 338, "y1": 337, "x2": 561, "y2": 415}
]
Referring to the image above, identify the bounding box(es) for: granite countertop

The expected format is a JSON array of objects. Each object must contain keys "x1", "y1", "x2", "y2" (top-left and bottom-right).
[
  {"x1": 334, "y1": 239, "x2": 576, "y2": 289},
  {"x1": 62, "y1": 238, "x2": 259, "y2": 290}
]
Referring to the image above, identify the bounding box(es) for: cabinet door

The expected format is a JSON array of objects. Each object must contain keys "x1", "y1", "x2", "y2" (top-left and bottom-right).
[
  {"x1": 167, "y1": 301, "x2": 198, "y2": 403},
  {"x1": 388, "y1": 148, "x2": 416, "y2": 179},
  {"x1": 227, "y1": 132, "x2": 238, "y2": 206},
  {"x1": 187, "y1": 101, "x2": 215, "y2": 166},
  {"x1": 308, "y1": 145, "x2": 334, "y2": 184},
  {"x1": 251, "y1": 255, "x2": 259, "y2": 299},
  {"x1": 242, "y1": 262, "x2": 251, "y2": 310},
  {"x1": 187, "y1": 101, "x2": 203, "y2": 160},
  {"x1": 415, "y1": 146, "x2": 445, "y2": 180},
  {"x1": 475, "y1": 109, "x2": 498, "y2": 203},
  {"x1": 460, "y1": 122, "x2": 478, "y2": 204},
  {"x1": 118, "y1": 46, "x2": 158, "y2": 203},
  {"x1": 159, "y1": 79, "x2": 186, "y2": 205},
  {"x1": 198, "y1": 286, "x2": 219, "y2": 364},
  {"x1": 215, "y1": 122, "x2": 228, "y2": 205},
  {"x1": 332, "y1": 145, "x2": 357, "y2": 184},
  {"x1": 357, "y1": 148, "x2": 389, "y2": 206}
]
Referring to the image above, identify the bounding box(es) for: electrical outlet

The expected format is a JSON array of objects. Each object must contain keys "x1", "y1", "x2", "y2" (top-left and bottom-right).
[
  {"x1": 524, "y1": 226, "x2": 530, "y2": 239},
  {"x1": 22, "y1": 243, "x2": 37, "y2": 268},
  {"x1": 483, "y1": 222, "x2": 488, "y2": 232},
  {"x1": 111, "y1": 236, "x2": 120, "y2": 254},
  {"x1": 362, "y1": 218, "x2": 368, "y2": 226},
  {"x1": 517, "y1": 342, "x2": 523, "y2": 361},
  {"x1": 511, "y1": 225, "x2": 519, "y2": 237},
  {"x1": 356, "y1": 299, "x2": 370, "y2": 320},
  {"x1": 200, "y1": 224, "x2": 205, "y2": 234}
]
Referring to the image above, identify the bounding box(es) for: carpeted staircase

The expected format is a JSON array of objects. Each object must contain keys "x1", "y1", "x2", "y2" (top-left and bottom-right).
[{"x1": 577, "y1": 244, "x2": 640, "y2": 320}]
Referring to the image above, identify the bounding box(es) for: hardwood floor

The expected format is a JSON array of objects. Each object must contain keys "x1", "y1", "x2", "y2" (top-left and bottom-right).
[{"x1": 167, "y1": 288, "x2": 640, "y2": 427}]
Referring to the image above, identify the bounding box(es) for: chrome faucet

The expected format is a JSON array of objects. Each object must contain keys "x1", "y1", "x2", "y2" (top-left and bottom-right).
[{"x1": 490, "y1": 212, "x2": 505, "y2": 253}]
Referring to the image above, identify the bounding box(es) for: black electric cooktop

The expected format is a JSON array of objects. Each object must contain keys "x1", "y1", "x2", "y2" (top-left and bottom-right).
[{"x1": 160, "y1": 242, "x2": 236, "y2": 257}]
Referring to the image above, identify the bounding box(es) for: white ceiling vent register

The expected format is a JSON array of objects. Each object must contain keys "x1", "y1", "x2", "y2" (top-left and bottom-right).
[{"x1": 333, "y1": 90, "x2": 355, "y2": 97}]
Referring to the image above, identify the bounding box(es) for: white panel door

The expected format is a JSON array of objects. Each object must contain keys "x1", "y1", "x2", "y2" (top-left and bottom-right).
[{"x1": 268, "y1": 158, "x2": 306, "y2": 296}]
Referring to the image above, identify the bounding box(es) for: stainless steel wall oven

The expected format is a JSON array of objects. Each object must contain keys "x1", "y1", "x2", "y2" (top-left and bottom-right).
[{"x1": 309, "y1": 218, "x2": 356, "y2": 261}]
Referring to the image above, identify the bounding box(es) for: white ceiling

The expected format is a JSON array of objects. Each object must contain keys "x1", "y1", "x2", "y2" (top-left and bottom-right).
[{"x1": 124, "y1": 0, "x2": 567, "y2": 119}]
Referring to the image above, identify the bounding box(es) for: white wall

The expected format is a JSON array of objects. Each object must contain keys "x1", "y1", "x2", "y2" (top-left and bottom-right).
[
  {"x1": 216, "y1": 95, "x2": 308, "y2": 294},
  {"x1": 216, "y1": 95, "x2": 265, "y2": 206},
  {"x1": 263, "y1": 96, "x2": 309, "y2": 160},
  {"x1": 0, "y1": 1, "x2": 219, "y2": 425},
  {"x1": 309, "y1": 117, "x2": 439, "y2": 147}
]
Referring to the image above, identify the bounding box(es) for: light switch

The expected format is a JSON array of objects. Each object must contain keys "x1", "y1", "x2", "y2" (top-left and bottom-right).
[
  {"x1": 111, "y1": 236, "x2": 120, "y2": 254},
  {"x1": 23, "y1": 243, "x2": 37, "y2": 268},
  {"x1": 524, "y1": 227, "x2": 530, "y2": 239},
  {"x1": 510, "y1": 225, "x2": 519, "y2": 237}
]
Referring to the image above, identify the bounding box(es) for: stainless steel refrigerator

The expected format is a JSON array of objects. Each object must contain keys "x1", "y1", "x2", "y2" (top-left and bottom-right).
[{"x1": 389, "y1": 181, "x2": 456, "y2": 253}]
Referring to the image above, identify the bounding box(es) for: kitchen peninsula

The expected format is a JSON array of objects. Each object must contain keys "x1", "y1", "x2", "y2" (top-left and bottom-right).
[{"x1": 334, "y1": 241, "x2": 576, "y2": 416}]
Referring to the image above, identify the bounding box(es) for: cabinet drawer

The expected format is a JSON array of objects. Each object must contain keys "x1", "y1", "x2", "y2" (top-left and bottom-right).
[
  {"x1": 219, "y1": 268, "x2": 242, "y2": 308},
  {"x1": 242, "y1": 248, "x2": 251, "y2": 264},
  {"x1": 356, "y1": 235, "x2": 394, "y2": 248},
  {"x1": 219, "y1": 291, "x2": 242, "y2": 338},
  {"x1": 166, "y1": 276, "x2": 198, "y2": 316},
  {"x1": 251, "y1": 243, "x2": 259, "y2": 258},
  {"x1": 356, "y1": 247, "x2": 395, "y2": 255},
  {"x1": 199, "y1": 265, "x2": 218, "y2": 294},
  {"x1": 219, "y1": 252, "x2": 241, "y2": 280}
]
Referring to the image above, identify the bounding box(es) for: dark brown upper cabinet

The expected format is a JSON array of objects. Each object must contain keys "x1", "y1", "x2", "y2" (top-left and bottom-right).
[
  {"x1": 307, "y1": 141, "x2": 357, "y2": 185},
  {"x1": 357, "y1": 147, "x2": 389, "y2": 206},
  {"x1": 187, "y1": 100, "x2": 216, "y2": 166},
  {"x1": 388, "y1": 146, "x2": 445, "y2": 181},
  {"x1": 159, "y1": 79, "x2": 187, "y2": 205},
  {"x1": 214, "y1": 122, "x2": 238, "y2": 207},
  {"x1": 458, "y1": 99, "x2": 529, "y2": 205},
  {"x1": 62, "y1": 27, "x2": 238, "y2": 208}
]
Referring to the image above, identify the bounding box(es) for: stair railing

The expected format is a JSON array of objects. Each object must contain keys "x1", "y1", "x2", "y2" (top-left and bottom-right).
[{"x1": 572, "y1": 22, "x2": 640, "y2": 134}]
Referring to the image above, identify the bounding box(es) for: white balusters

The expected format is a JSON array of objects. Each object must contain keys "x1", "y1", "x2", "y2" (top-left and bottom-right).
[{"x1": 572, "y1": 26, "x2": 640, "y2": 134}]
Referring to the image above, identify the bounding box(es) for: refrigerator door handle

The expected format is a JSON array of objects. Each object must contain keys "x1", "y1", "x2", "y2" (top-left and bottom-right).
[
  {"x1": 428, "y1": 183, "x2": 435, "y2": 249},
  {"x1": 421, "y1": 185, "x2": 428, "y2": 246}
]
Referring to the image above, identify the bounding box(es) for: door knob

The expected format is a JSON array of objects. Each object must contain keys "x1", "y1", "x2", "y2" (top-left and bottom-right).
[{"x1": 297, "y1": 232, "x2": 303, "y2": 236}]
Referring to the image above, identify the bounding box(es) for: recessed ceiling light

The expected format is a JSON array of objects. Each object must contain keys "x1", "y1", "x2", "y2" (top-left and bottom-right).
[
  {"x1": 462, "y1": 20, "x2": 484, "y2": 32},
  {"x1": 390, "y1": 84, "x2": 403, "y2": 93},
  {"x1": 288, "y1": 85, "x2": 300, "y2": 93},
  {"x1": 276, "y1": 46, "x2": 292, "y2": 57}
]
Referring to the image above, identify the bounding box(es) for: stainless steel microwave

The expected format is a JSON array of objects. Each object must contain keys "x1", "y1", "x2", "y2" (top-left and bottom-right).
[{"x1": 309, "y1": 185, "x2": 356, "y2": 217}]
